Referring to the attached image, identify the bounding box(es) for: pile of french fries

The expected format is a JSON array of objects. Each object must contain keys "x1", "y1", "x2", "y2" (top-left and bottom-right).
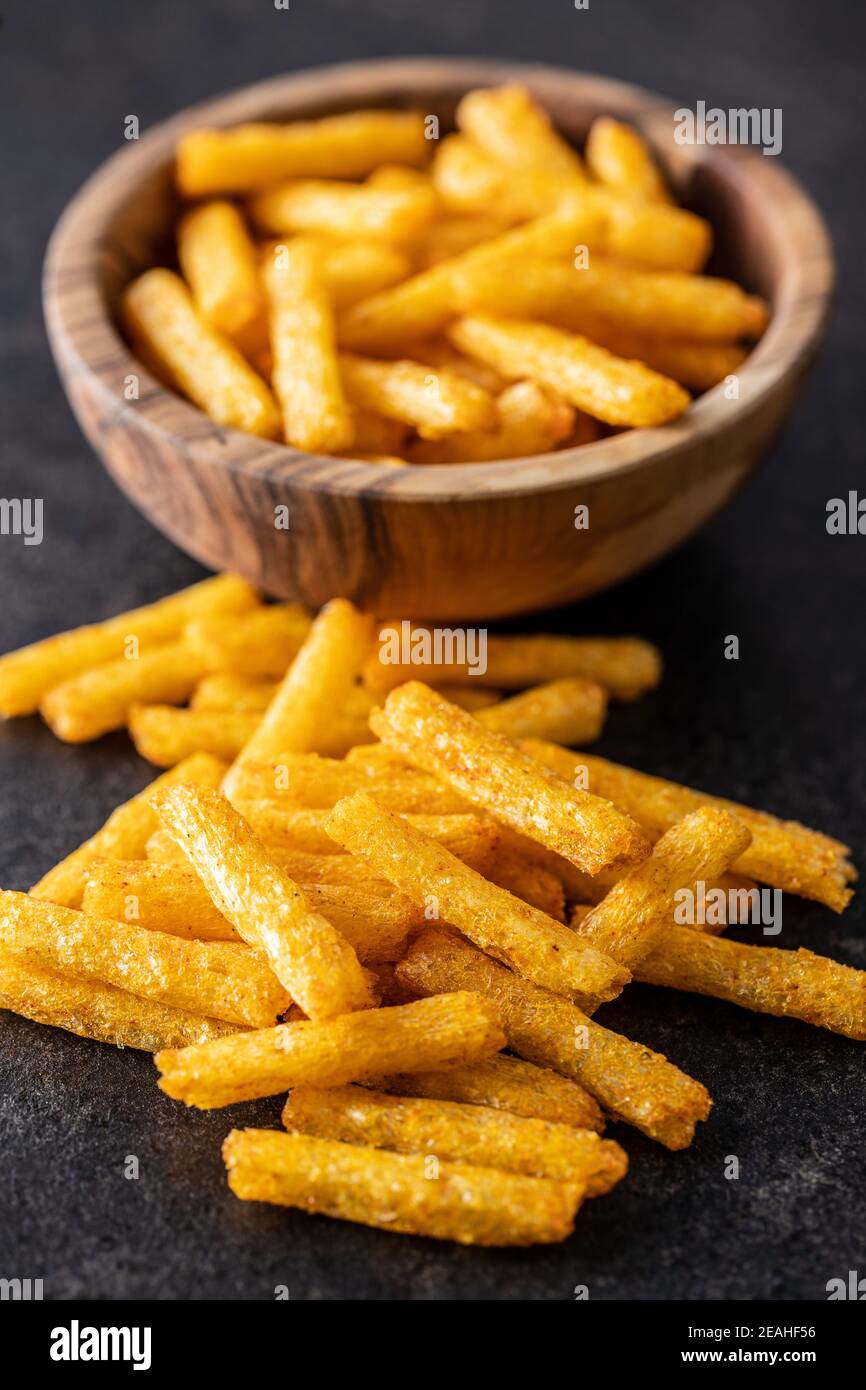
[
  {"x1": 120, "y1": 86, "x2": 768, "y2": 465},
  {"x1": 0, "y1": 575, "x2": 859, "y2": 1246}
]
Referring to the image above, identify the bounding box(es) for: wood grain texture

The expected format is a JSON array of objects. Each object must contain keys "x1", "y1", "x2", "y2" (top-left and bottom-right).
[{"x1": 42, "y1": 59, "x2": 833, "y2": 619}]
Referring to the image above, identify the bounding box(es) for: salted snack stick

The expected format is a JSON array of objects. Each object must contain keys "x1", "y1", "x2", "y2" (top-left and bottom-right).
[
  {"x1": 156, "y1": 991, "x2": 506, "y2": 1107},
  {"x1": 524, "y1": 741, "x2": 856, "y2": 912},
  {"x1": 397, "y1": 931, "x2": 712, "y2": 1149},
  {"x1": 41, "y1": 642, "x2": 209, "y2": 743},
  {"x1": 232, "y1": 802, "x2": 491, "y2": 856},
  {"x1": 362, "y1": 1053, "x2": 605, "y2": 1131},
  {"x1": 456, "y1": 83, "x2": 588, "y2": 181},
  {"x1": 484, "y1": 849, "x2": 567, "y2": 920},
  {"x1": 122, "y1": 269, "x2": 281, "y2": 438},
  {"x1": 327, "y1": 792, "x2": 628, "y2": 1005},
  {"x1": 0, "y1": 574, "x2": 257, "y2": 718},
  {"x1": 637, "y1": 929, "x2": 866, "y2": 1039},
  {"x1": 222, "y1": 598, "x2": 373, "y2": 797},
  {"x1": 370, "y1": 682, "x2": 649, "y2": 875},
  {"x1": 176, "y1": 111, "x2": 430, "y2": 195},
  {"x1": 185, "y1": 603, "x2": 312, "y2": 679},
  {"x1": 476, "y1": 677, "x2": 608, "y2": 745},
  {"x1": 227, "y1": 752, "x2": 472, "y2": 811},
  {"x1": 0, "y1": 890, "x2": 288, "y2": 1028},
  {"x1": 154, "y1": 786, "x2": 374, "y2": 1021},
  {"x1": 584, "y1": 115, "x2": 672, "y2": 202},
  {"x1": 0, "y1": 946, "x2": 240, "y2": 1052},
  {"x1": 29, "y1": 752, "x2": 227, "y2": 908},
  {"x1": 191, "y1": 673, "x2": 280, "y2": 711},
  {"x1": 557, "y1": 325, "x2": 747, "y2": 393},
  {"x1": 339, "y1": 353, "x2": 496, "y2": 439},
  {"x1": 223, "y1": 1129, "x2": 581, "y2": 1247},
  {"x1": 129, "y1": 705, "x2": 261, "y2": 766},
  {"x1": 262, "y1": 239, "x2": 353, "y2": 452},
  {"x1": 450, "y1": 315, "x2": 691, "y2": 428},
  {"x1": 177, "y1": 200, "x2": 266, "y2": 350},
  {"x1": 408, "y1": 379, "x2": 576, "y2": 463},
  {"x1": 283, "y1": 1085, "x2": 627, "y2": 1195},
  {"x1": 363, "y1": 627, "x2": 661, "y2": 698},
  {"x1": 250, "y1": 178, "x2": 436, "y2": 244}
]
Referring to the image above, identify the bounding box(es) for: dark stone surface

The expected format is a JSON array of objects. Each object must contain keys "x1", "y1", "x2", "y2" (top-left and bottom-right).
[{"x1": 1, "y1": 0, "x2": 864, "y2": 1301}]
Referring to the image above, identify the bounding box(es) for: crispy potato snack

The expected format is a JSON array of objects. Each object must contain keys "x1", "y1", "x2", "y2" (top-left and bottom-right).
[
  {"x1": 30, "y1": 752, "x2": 226, "y2": 908},
  {"x1": 223, "y1": 1128, "x2": 580, "y2": 1246},
  {"x1": 476, "y1": 678, "x2": 608, "y2": 745},
  {"x1": 397, "y1": 931, "x2": 712, "y2": 1149},
  {"x1": 177, "y1": 200, "x2": 266, "y2": 349},
  {"x1": 283, "y1": 1085, "x2": 626, "y2": 1194},
  {"x1": 41, "y1": 641, "x2": 207, "y2": 743},
  {"x1": 122, "y1": 269, "x2": 281, "y2": 438},
  {"x1": 585, "y1": 116, "x2": 672, "y2": 202},
  {"x1": 0, "y1": 574, "x2": 257, "y2": 718},
  {"x1": 185, "y1": 603, "x2": 312, "y2": 678},
  {"x1": 250, "y1": 178, "x2": 435, "y2": 244},
  {"x1": 637, "y1": 929, "x2": 866, "y2": 1039},
  {"x1": 408, "y1": 380, "x2": 576, "y2": 463},
  {"x1": 339, "y1": 353, "x2": 496, "y2": 439},
  {"x1": 0, "y1": 890, "x2": 288, "y2": 1028},
  {"x1": 0, "y1": 946, "x2": 240, "y2": 1051},
  {"x1": 129, "y1": 705, "x2": 260, "y2": 766},
  {"x1": 227, "y1": 751, "x2": 471, "y2": 812},
  {"x1": 156, "y1": 991, "x2": 506, "y2": 1107},
  {"x1": 191, "y1": 673, "x2": 279, "y2": 712},
  {"x1": 484, "y1": 850, "x2": 567, "y2": 920},
  {"x1": 456, "y1": 84, "x2": 587, "y2": 181},
  {"x1": 154, "y1": 785, "x2": 374, "y2": 1021},
  {"x1": 370, "y1": 682, "x2": 649, "y2": 875}
]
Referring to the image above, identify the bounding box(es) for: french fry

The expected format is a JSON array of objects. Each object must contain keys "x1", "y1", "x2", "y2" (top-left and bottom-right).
[
  {"x1": 450, "y1": 315, "x2": 691, "y2": 428},
  {"x1": 191, "y1": 673, "x2": 279, "y2": 712},
  {"x1": 456, "y1": 84, "x2": 587, "y2": 181},
  {"x1": 227, "y1": 752, "x2": 472, "y2": 812},
  {"x1": 185, "y1": 603, "x2": 312, "y2": 678},
  {"x1": 122, "y1": 269, "x2": 281, "y2": 438},
  {"x1": 485, "y1": 849, "x2": 566, "y2": 921},
  {"x1": 262, "y1": 240, "x2": 354, "y2": 452},
  {"x1": 574, "y1": 809, "x2": 752, "y2": 990},
  {"x1": 129, "y1": 705, "x2": 259, "y2": 766},
  {"x1": 260, "y1": 238, "x2": 413, "y2": 313},
  {"x1": 0, "y1": 574, "x2": 258, "y2": 718},
  {"x1": 233, "y1": 801, "x2": 493, "y2": 856},
  {"x1": 223, "y1": 1128, "x2": 580, "y2": 1246},
  {"x1": 222, "y1": 598, "x2": 373, "y2": 796},
  {"x1": 326, "y1": 793, "x2": 629, "y2": 1005},
  {"x1": 177, "y1": 200, "x2": 267, "y2": 351},
  {"x1": 362, "y1": 1053, "x2": 604, "y2": 1131},
  {"x1": 0, "y1": 890, "x2": 289, "y2": 1029},
  {"x1": 250, "y1": 178, "x2": 436, "y2": 244},
  {"x1": 564, "y1": 326, "x2": 748, "y2": 393},
  {"x1": 40, "y1": 641, "x2": 208, "y2": 743},
  {"x1": 636, "y1": 929, "x2": 866, "y2": 1040},
  {"x1": 476, "y1": 677, "x2": 608, "y2": 745},
  {"x1": 154, "y1": 786, "x2": 374, "y2": 1022},
  {"x1": 524, "y1": 741, "x2": 856, "y2": 913},
  {"x1": 339, "y1": 353, "x2": 496, "y2": 439},
  {"x1": 455, "y1": 259, "x2": 768, "y2": 342},
  {"x1": 370, "y1": 682, "x2": 649, "y2": 875},
  {"x1": 0, "y1": 946, "x2": 240, "y2": 1051},
  {"x1": 397, "y1": 930, "x2": 712, "y2": 1149},
  {"x1": 363, "y1": 625, "x2": 661, "y2": 698},
  {"x1": 156, "y1": 991, "x2": 506, "y2": 1107},
  {"x1": 283, "y1": 1084, "x2": 626, "y2": 1195},
  {"x1": 585, "y1": 116, "x2": 672, "y2": 202},
  {"x1": 408, "y1": 380, "x2": 576, "y2": 463},
  {"x1": 30, "y1": 752, "x2": 226, "y2": 908},
  {"x1": 176, "y1": 111, "x2": 430, "y2": 196}
]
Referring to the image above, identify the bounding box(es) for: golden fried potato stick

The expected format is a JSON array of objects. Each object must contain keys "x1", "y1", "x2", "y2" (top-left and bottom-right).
[
  {"x1": 370, "y1": 682, "x2": 649, "y2": 875},
  {"x1": 130, "y1": 705, "x2": 260, "y2": 767},
  {"x1": 363, "y1": 625, "x2": 661, "y2": 698},
  {"x1": 0, "y1": 946, "x2": 241, "y2": 1052},
  {"x1": 457, "y1": 84, "x2": 587, "y2": 181},
  {"x1": 455, "y1": 258, "x2": 768, "y2": 343},
  {"x1": 484, "y1": 850, "x2": 566, "y2": 921},
  {"x1": 29, "y1": 752, "x2": 226, "y2": 908},
  {"x1": 176, "y1": 111, "x2": 430, "y2": 196},
  {"x1": 157, "y1": 991, "x2": 506, "y2": 1107},
  {"x1": 191, "y1": 673, "x2": 279, "y2": 712},
  {"x1": 185, "y1": 603, "x2": 312, "y2": 678},
  {"x1": 636, "y1": 929, "x2": 866, "y2": 1040},
  {"x1": 283, "y1": 1084, "x2": 626, "y2": 1195},
  {"x1": 418, "y1": 214, "x2": 513, "y2": 268},
  {"x1": 0, "y1": 890, "x2": 288, "y2": 1029},
  {"x1": 585, "y1": 116, "x2": 672, "y2": 202},
  {"x1": 524, "y1": 741, "x2": 856, "y2": 913},
  {"x1": 397, "y1": 931, "x2": 712, "y2": 1149},
  {"x1": 476, "y1": 677, "x2": 608, "y2": 745},
  {"x1": 263, "y1": 239, "x2": 354, "y2": 453},
  {"x1": 154, "y1": 785, "x2": 374, "y2": 1022},
  {"x1": 408, "y1": 380, "x2": 575, "y2": 463},
  {"x1": 40, "y1": 643, "x2": 208, "y2": 744},
  {"x1": 223, "y1": 1128, "x2": 580, "y2": 1246},
  {"x1": 339, "y1": 353, "x2": 496, "y2": 439},
  {"x1": 250, "y1": 178, "x2": 436, "y2": 244},
  {"x1": 450, "y1": 315, "x2": 690, "y2": 428},
  {"x1": 227, "y1": 751, "x2": 472, "y2": 812},
  {"x1": 177, "y1": 200, "x2": 266, "y2": 351},
  {"x1": 574, "y1": 809, "x2": 752, "y2": 994},
  {"x1": 222, "y1": 598, "x2": 373, "y2": 798},
  {"x1": 362, "y1": 1053, "x2": 604, "y2": 1131},
  {"x1": 122, "y1": 269, "x2": 282, "y2": 438},
  {"x1": 563, "y1": 325, "x2": 748, "y2": 393},
  {"x1": 0, "y1": 574, "x2": 258, "y2": 719},
  {"x1": 326, "y1": 793, "x2": 629, "y2": 1005}
]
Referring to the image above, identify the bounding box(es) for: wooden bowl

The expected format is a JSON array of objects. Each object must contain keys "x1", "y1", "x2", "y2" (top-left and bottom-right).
[{"x1": 43, "y1": 59, "x2": 833, "y2": 620}]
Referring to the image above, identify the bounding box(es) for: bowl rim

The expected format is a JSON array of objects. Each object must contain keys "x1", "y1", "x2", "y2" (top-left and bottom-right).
[{"x1": 43, "y1": 56, "x2": 834, "y2": 505}]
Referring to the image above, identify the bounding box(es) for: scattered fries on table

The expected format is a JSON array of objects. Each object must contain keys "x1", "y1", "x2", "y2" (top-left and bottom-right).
[
  {"x1": 116, "y1": 85, "x2": 769, "y2": 466},
  {"x1": 0, "y1": 575, "x2": 860, "y2": 1246}
]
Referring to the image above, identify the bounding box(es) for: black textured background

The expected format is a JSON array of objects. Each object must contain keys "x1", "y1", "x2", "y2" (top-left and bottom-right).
[{"x1": 1, "y1": 0, "x2": 864, "y2": 1301}]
